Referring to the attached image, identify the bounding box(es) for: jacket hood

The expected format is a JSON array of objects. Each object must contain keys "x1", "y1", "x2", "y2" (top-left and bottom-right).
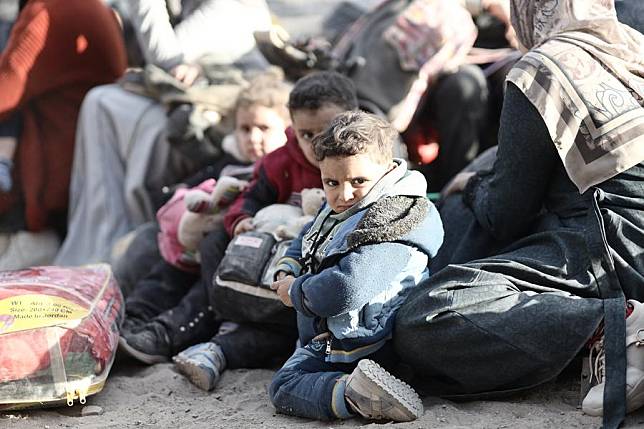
[{"x1": 316, "y1": 159, "x2": 442, "y2": 259}]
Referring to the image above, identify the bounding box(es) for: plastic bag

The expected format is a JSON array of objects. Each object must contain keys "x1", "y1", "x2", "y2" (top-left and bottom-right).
[{"x1": 0, "y1": 264, "x2": 123, "y2": 410}]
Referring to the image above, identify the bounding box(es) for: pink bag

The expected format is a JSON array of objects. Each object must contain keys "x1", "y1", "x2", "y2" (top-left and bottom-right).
[{"x1": 156, "y1": 179, "x2": 216, "y2": 272}]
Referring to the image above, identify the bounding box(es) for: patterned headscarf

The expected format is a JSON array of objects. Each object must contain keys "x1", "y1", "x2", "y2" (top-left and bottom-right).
[{"x1": 507, "y1": 0, "x2": 644, "y2": 193}]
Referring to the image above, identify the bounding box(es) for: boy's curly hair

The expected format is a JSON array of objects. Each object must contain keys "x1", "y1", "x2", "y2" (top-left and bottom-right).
[
  {"x1": 312, "y1": 111, "x2": 396, "y2": 163},
  {"x1": 288, "y1": 71, "x2": 358, "y2": 113},
  {"x1": 235, "y1": 68, "x2": 292, "y2": 123}
]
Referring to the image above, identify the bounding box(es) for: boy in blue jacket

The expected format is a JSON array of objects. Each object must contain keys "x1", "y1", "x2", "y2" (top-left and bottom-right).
[{"x1": 269, "y1": 111, "x2": 444, "y2": 422}]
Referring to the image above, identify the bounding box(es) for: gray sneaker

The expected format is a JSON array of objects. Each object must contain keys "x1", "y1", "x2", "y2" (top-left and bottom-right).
[
  {"x1": 173, "y1": 342, "x2": 227, "y2": 391},
  {"x1": 345, "y1": 359, "x2": 423, "y2": 422}
]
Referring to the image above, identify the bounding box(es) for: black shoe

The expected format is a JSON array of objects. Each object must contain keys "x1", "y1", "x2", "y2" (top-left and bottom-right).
[
  {"x1": 119, "y1": 321, "x2": 172, "y2": 365},
  {"x1": 120, "y1": 315, "x2": 148, "y2": 335}
]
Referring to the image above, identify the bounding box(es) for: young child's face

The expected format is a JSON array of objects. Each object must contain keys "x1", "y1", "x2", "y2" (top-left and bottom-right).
[
  {"x1": 235, "y1": 104, "x2": 289, "y2": 162},
  {"x1": 319, "y1": 153, "x2": 394, "y2": 213},
  {"x1": 291, "y1": 104, "x2": 346, "y2": 167}
]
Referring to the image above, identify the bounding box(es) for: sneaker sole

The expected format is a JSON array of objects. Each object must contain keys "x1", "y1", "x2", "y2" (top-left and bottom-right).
[
  {"x1": 118, "y1": 335, "x2": 170, "y2": 365},
  {"x1": 173, "y1": 356, "x2": 216, "y2": 391},
  {"x1": 353, "y1": 359, "x2": 423, "y2": 421}
]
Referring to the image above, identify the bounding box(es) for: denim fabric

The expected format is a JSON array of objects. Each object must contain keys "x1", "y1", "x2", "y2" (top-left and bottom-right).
[
  {"x1": 270, "y1": 340, "x2": 400, "y2": 420},
  {"x1": 0, "y1": 21, "x2": 21, "y2": 140},
  {"x1": 269, "y1": 340, "x2": 354, "y2": 421},
  {"x1": 616, "y1": 0, "x2": 644, "y2": 33},
  {"x1": 0, "y1": 115, "x2": 20, "y2": 139}
]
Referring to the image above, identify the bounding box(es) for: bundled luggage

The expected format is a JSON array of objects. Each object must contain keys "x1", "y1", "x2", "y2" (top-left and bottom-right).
[{"x1": 0, "y1": 264, "x2": 123, "y2": 410}]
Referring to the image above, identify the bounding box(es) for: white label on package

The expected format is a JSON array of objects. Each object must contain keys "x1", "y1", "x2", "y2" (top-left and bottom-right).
[{"x1": 235, "y1": 235, "x2": 264, "y2": 248}]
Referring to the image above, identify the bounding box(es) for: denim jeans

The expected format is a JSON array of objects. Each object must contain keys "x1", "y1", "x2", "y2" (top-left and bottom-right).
[
  {"x1": 269, "y1": 339, "x2": 399, "y2": 421},
  {"x1": 269, "y1": 339, "x2": 354, "y2": 421}
]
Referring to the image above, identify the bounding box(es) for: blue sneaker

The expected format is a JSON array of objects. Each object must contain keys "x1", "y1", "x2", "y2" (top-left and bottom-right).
[{"x1": 173, "y1": 342, "x2": 227, "y2": 391}]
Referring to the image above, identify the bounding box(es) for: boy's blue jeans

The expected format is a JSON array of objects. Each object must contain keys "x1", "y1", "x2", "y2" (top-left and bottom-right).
[
  {"x1": 269, "y1": 338, "x2": 354, "y2": 421},
  {"x1": 269, "y1": 338, "x2": 399, "y2": 421}
]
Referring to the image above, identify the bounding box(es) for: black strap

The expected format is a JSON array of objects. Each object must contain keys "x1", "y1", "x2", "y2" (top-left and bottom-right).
[{"x1": 587, "y1": 188, "x2": 626, "y2": 429}]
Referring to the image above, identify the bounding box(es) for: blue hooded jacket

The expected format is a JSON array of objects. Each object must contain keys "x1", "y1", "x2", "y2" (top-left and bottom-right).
[{"x1": 275, "y1": 159, "x2": 444, "y2": 363}]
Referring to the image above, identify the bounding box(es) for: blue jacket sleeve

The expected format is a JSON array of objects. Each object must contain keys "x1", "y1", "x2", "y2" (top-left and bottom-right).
[
  {"x1": 273, "y1": 220, "x2": 313, "y2": 278},
  {"x1": 289, "y1": 242, "x2": 424, "y2": 318}
]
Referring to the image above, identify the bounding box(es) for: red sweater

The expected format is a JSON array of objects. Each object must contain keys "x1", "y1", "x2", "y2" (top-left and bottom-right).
[
  {"x1": 0, "y1": 0, "x2": 126, "y2": 231},
  {"x1": 224, "y1": 129, "x2": 322, "y2": 236}
]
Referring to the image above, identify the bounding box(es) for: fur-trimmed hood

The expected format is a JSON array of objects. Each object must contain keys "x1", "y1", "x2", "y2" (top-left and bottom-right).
[
  {"x1": 347, "y1": 195, "x2": 430, "y2": 249},
  {"x1": 300, "y1": 160, "x2": 442, "y2": 273}
]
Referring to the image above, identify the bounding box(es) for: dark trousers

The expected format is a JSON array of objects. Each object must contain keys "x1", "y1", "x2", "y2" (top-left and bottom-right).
[
  {"x1": 419, "y1": 65, "x2": 488, "y2": 192},
  {"x1": 394, "y1": 195, "x2": 604, "y2": 398},
  {"x1": 201, "y1": 227, "x2": 298, "y2": 368},
  {"x1": 112, "y1": 222, "x2": 161, "y2": 298},
  {"x1": 125, "y1": 257, "x2": 198, "y2": 321},
  {"x1": 123, "y1": 225, "x2": 233, "y2": 353},
  {"x1": 213, "y1": 322, "x2": 297, "y2": 369}
]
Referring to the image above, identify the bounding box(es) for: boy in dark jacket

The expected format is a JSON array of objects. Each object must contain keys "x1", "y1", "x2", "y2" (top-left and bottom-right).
[
  {"x1": 120, "y1": 72, "x2": 359, "y2": 375},
  {"x1": 268, "y1": 111, "x2": 444, "y2": 422}
]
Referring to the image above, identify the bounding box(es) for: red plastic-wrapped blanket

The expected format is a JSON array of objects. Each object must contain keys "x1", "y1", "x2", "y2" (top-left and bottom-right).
[{"x1": 0, "y1": 264, "x2": 123, "y2": 410}]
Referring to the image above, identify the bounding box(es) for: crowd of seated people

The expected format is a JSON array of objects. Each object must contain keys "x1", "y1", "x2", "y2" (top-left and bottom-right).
[{"x1": 0, "y1": 0, "x2": 643, "y2": 426}]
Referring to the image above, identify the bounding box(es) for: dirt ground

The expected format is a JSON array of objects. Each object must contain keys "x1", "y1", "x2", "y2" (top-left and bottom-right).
[{"x1": 4, "y1": 355, "x2": 644, "y2": 429}]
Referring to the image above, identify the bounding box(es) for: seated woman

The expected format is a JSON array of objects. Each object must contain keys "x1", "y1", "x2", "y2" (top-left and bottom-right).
[
  {"x1": 0, "y1": 0, "x2": 126, "y2": 269},
  {"x1": 54, "y1": 0, "x2": 273, "y2": 266},
  {"x1": 394, "y1": 0, "x2": 644, "y2": 428}
]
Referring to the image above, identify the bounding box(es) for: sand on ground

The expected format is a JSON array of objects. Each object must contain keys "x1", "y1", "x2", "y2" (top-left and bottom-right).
[{"x1": 4, "y1": 355, "x2": 644, "y2": 429}]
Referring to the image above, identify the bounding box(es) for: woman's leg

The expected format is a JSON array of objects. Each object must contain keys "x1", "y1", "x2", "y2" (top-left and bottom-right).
[
  {"x1": 420, "y1": 65, "x2": 489, "y2": 192},
  {"x1": 55, "y1": 85, "x2": 168, "y2": 265},
  {"x1": 395, "y1": 264, "x2": 604, "y2": 397}
]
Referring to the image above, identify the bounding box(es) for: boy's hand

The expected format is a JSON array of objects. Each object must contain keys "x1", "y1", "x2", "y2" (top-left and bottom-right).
[
  {"x1": 233, "y1": 217, "x2": 255, "y2": 236},
  {"x1": 270, "y1": 276, "x2": 294, "y2": 307}
]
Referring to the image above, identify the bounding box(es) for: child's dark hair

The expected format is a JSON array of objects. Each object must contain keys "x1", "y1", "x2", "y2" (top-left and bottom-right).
[
  {"x1": 312, "y1": 111, "x2": 396, "y2": 163},
  {"x1": 288, "y1": 71, "x2": 358, "y2": 113}
]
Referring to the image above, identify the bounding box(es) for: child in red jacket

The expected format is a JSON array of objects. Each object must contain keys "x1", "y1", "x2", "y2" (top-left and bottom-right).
[{"x1": 120, "y1": 72, "x2": 359, "y2": 374}]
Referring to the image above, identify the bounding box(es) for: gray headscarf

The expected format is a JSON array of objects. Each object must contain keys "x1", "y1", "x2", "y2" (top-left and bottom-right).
[{"x1": 507, "y1": 0, "x2": 644, "y2": 193}]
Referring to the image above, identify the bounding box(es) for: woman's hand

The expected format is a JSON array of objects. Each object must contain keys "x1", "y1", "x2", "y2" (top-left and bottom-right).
[
  {"x1": 442, "y1": 172, "x2": 476, "y2": 198},
  {"x1": 270, "y1": 276, "x2": 295, "y2": 307}
]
